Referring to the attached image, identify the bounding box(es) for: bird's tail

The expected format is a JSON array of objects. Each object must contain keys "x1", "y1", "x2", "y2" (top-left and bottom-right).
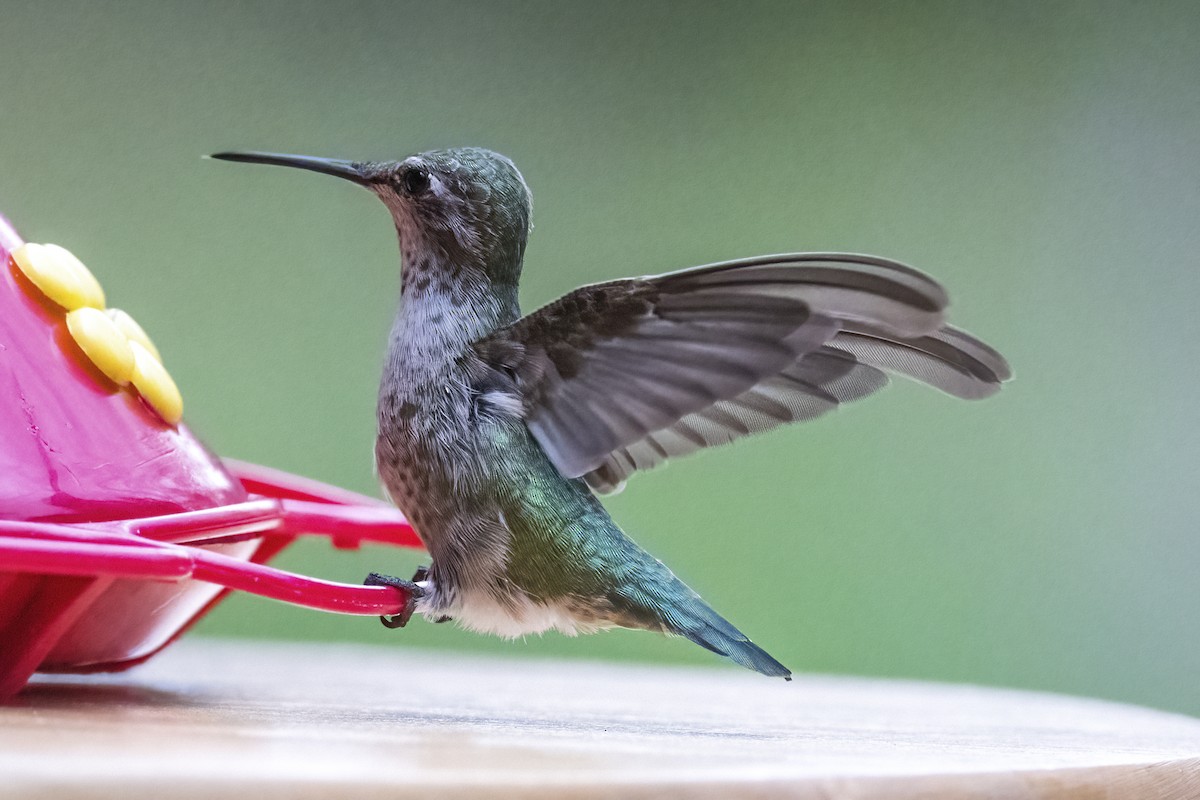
[
  {"x1": 664, "y1": 594, "x2": 792, "y2": 680},
  {"x1": 599, "y1": 517, "x2": 791, "y2": 679}
]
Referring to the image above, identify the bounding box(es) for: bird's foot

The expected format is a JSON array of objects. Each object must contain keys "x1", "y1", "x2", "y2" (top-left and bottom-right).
[{"x1": 364, "y1": 570, "x2": 427, "y2": 629}]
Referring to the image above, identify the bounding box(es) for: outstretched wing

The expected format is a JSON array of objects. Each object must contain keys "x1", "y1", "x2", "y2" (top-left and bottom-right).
[{"x1": 472, "y1": 254, "x2": 1010, "y2": 493}]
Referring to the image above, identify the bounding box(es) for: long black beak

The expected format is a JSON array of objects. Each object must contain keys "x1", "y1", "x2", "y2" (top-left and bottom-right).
[{"x1": 209, "y1": 151, "x2": 371, "y2": 185}]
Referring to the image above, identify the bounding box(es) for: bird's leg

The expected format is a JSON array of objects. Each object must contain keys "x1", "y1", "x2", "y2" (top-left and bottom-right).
[
  {"x1": 364, "y1": 570, "x2": 428, "y2": 629},
  {"x1": 403, "y1": 565, "x2": 453, "y2": 624}
]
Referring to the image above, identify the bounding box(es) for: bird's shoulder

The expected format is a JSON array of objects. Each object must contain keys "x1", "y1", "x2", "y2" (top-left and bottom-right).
[{"x1": 470, "y1": 277, "x2": 655, "y2": 402}]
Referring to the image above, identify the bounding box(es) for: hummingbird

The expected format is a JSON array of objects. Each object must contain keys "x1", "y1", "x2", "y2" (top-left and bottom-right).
[{"x1": 211, "y1": 147, "x2": 1010, "y2": 679}]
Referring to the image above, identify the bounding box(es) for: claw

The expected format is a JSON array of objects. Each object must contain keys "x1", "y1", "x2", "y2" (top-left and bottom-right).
[{"x1": 364, "y1": 571, "x2": 425, "y2": 628}]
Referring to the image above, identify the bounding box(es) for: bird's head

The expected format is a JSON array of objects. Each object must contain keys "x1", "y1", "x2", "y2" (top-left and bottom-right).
[{"x1": 211, "y1": 147, "x2": 533, "y2": 293}]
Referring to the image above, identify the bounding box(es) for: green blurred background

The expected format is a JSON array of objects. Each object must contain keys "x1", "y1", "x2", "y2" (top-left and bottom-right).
[{"x1": 3, "y1": 1, "x2": 1198, "y2": 713}]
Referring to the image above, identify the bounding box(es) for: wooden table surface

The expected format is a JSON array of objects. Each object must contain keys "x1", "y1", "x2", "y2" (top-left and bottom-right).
[{"x1": 3, "y1": 639, "x2": 1199, "y2": 799}]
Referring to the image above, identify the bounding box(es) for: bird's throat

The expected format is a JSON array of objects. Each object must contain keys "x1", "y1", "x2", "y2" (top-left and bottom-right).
[{"x1": 392, "y1": 265, "x2": 518, "y2": 363}]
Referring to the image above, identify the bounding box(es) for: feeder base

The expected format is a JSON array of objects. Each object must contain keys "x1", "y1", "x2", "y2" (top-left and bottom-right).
[{"x1": 6, "y1": 639, "x2": 1200, "y2": 799}]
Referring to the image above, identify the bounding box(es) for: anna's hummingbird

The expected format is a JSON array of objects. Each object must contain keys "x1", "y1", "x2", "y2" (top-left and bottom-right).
[{"x1": 212, "y1": 147, "x2": 1010, "y2": 679}]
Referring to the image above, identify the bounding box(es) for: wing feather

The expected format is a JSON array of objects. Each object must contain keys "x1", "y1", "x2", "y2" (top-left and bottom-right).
[
  {"x1": 470, "y1": 253, "x2": 1009, "y2": 491},
  {"x1": 583, "y1": 349, "x2": 890, "y2": 493}
]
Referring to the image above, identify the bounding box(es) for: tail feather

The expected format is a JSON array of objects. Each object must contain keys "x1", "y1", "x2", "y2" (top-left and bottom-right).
[{"x1": 667, "y1": 598, "x2": 792, "y2": 680}]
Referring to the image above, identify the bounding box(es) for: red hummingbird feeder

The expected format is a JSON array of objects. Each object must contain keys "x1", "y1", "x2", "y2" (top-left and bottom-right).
[{"x1": 0, "y1": 213, "x2": 423, "y2": 700}]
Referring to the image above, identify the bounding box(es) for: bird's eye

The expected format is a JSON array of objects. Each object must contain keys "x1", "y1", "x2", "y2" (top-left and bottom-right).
[{"x1": 400, "y1": 166, "x2": 431, "y2": 196}]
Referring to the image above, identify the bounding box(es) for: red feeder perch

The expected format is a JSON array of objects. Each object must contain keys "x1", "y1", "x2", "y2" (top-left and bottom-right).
[{"x1": 0, "y1": 214, "x2": 422, "y2": 700}]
